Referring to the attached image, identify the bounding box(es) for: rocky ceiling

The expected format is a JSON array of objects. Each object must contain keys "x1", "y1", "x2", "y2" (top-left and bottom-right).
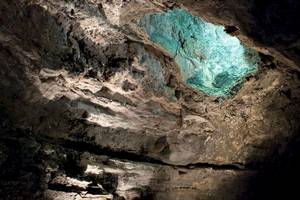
[
  {"x1": 0, "y1": 0, "x2": 300, "y2": 200},
  {"x1": 140, "y1": 8, "x2": 260, "y2": 96}
]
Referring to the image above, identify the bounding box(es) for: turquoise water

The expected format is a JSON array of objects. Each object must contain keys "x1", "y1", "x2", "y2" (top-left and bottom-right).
[{"x1": 140, "y1": 9, "x2": 260, "y2": 96}]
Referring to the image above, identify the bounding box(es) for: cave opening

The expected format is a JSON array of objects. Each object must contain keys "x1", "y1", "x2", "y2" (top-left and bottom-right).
[{"x1": 140, "y1": 8, "x2": 260, "y2": 97}]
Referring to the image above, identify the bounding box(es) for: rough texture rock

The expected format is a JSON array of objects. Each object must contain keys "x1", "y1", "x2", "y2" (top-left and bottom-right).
[
  {"x1": 1, "y1": 0, "x2": 300, "y2": 199},
  {"x1": 174, "y1": 0, "x2": 300, "y2": 71}
]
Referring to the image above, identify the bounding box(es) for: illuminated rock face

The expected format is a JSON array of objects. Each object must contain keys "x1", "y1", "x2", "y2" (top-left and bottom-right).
[{"x1": 140, "y1": 9, "x2": 260, "y2": 96}]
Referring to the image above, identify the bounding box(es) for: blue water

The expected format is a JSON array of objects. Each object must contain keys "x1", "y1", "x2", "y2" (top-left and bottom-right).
[{"x1": 140, "y1": 9, "x2": 260, "y2": 96}]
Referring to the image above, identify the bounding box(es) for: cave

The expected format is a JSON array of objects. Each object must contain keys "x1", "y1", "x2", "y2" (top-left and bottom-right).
[{"x1": 1, "y1": 0, "x2": 300, "y2": 200}]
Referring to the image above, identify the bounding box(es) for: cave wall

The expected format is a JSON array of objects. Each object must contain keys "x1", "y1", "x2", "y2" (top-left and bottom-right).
[{"x1": 0, "y1": 0, "x2": 300, "y2": 200}]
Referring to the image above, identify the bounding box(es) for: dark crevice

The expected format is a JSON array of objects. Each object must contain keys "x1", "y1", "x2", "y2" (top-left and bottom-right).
[
  {"x1": 224, "y1": 25, "x2": 239, "y2": 36},
  {"x1": 186, "y1": 162, "x2": 246, "y2": 170},
  {"x1": 48, "y1": 184, "x2": 85, "y2": 194},
  {"x1": 36, "y1": 136, "x2": 250, "y2": 171},
  {"x1": 48, "y1": 183, "x2": 104, "y2": 195}
]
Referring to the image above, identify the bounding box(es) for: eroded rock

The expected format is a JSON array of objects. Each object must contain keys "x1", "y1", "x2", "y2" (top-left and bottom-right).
[{"x1": 1, "y1": 0, "x2": 300, "y2": 199}]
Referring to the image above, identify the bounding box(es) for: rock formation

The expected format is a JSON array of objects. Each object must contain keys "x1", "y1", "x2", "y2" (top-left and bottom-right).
[{"x1": 0, "y1": 0, "x2": 300, "y2": 199}]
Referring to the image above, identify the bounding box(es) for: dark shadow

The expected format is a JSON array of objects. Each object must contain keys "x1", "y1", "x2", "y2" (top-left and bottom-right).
[
  {"x1": 247, "y1": 0, "x2": 300, "y2": 66},
  {"x1": 245, "y1": 134, "x2": 300, "y2": 200},
  {"x1": 0, "y1": 128, "x2": 46, "y2": 199},
  {"x1": 250, "y1": 0, "x2": 300, "y2": 46}
]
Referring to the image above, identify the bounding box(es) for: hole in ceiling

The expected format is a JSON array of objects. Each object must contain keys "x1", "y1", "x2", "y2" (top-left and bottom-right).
[{"x1": 140, "y1": 8, "x2": 260, "y2": 97}]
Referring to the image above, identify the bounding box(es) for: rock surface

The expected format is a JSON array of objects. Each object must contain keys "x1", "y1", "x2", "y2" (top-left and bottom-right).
[
  {"x1": 0, "y1": 0, "x2": 300, "y2": 199},
  {"x1": 175, "y1": 0, "x2": 300, "y2": 71},
  {"x1": 140, "y1": 8, "x2": 260, "y2": 96}
]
